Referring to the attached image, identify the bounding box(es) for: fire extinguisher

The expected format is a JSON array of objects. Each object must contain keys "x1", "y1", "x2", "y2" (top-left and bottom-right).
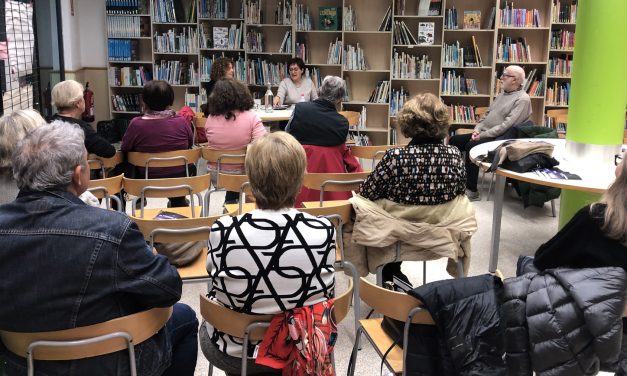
[{"x1": 82, "y1": 82, "x2": 95, "y2": 123}]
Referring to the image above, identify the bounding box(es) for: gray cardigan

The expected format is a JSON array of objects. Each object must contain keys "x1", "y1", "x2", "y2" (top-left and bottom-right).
[{"x1": 475, "y1": 88, "x2": 532, "y2": 138}]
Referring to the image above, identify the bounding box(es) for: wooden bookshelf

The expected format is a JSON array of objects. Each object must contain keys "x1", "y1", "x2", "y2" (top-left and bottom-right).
[{"x1": 103, "y1": 0, "x2": 575, "y2": 144}]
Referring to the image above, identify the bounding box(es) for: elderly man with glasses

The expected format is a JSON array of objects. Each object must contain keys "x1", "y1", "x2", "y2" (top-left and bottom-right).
[{"x1": 449, "y1": 64, "x2": 532, "y2": 201}]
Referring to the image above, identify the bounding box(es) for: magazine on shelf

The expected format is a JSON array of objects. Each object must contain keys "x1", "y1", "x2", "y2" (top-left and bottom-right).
[
  {"x1": 418, "y1": 22, "x2": 435, "y2": 45},
  {"x1": 213, "y1": 27, "x2": 229, "y2": 48},
  {"x1": 319, "y1": 7, "x2": 338, "y2": 30}
]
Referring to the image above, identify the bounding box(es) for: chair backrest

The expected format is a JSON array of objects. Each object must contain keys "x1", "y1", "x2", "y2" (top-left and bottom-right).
[
  {"x1": 302, "y1": 172, "x2": 369, "y2": 205},
  {"x1": 475, "y1": 106, "x2": 489, "y2": 121},
  {"x1": 88, "y1": 151, "x2": 123, "y2": 176},
  {"x1": 216, "y1": 173, "x2": 252, "y2": 195},
  {"x1": 194, "y1": 112, "x2": 206, "y2": 130},
  {"x1": 127, "y1": 149, "x2": 201, "y2": 178},
  {"x1": 201, "y1": 148, "x2": 247, "y2": 165},
  {"x1": 0, "y1": 307, "x2": 172, "y2": 361},
  {"x1": 339, "y1": 111, "x2": 360, "y2": 127},
  {"x1": 123, "y1": 175, "x2": 210, "y2": 199},
  {"x1": 88, "y1": 174, "x2": 124, "y2": 198},
  {"x1": 333, "y1": 278, "x2": 354, "y2": 324},
  {"x1": 350, "y1": 145, "x2": 397, "y2": 170},
  {"x1": 133, "y1": 215, "x2": 221, "y2": 246},
  {"x1": 298, "y1": 202, "x2": 352, "y2": 227},
  {"x1": 359, "y1": 277, "x2": 434, "y2": 325}
]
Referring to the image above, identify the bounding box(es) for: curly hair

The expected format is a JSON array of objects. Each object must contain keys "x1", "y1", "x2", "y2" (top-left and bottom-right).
[
  {"x1": 210, "y1": 57, "x2": 234, "y2": 81},
  {"x1": 396, "y1": 93, "x2": 450, "y2": 139},
  {"x1": 206, "y1": 79, "x2": 254, "y2": 120}
]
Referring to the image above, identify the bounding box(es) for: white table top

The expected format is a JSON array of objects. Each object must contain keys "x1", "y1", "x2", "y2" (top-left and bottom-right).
[
  {"x1": 469, "y1": 139, "x2": 618, "y2": 194},
  {"x1": 253, "y1": 107, "x2": 293, "y2": 122}
]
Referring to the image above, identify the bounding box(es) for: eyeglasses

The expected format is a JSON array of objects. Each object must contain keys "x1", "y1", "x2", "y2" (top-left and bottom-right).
[
  {"x1": 289, "y1": 67, "x2": 301, "y2": 72},
  {"x1": 500, "y1": 73, "x2": 516, "y2": 79},
  {"x1": 616, "y1": 154, "x2": 624, "y2": 166}
]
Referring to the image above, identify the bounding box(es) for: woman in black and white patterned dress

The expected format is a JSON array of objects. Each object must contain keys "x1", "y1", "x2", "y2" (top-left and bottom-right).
[{"x1": 200, "y1": 132, "x2": 336, "y2": 375}]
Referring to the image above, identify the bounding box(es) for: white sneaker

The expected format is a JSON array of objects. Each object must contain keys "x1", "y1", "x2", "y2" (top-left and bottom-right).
[{"x1": 466, "y1": 189, "x2": 481, "y2": 201}]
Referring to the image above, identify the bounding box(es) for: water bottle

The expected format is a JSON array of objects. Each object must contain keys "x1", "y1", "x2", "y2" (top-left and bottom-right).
[
  {"x1": 299, "y1": 93, "x2": 306, "y2": 103},
  {"x1": 264, "y1": 84, "x2": 274, "y2": 113}
]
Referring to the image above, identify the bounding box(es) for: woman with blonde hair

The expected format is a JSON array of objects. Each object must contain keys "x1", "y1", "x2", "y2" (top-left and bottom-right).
[
  {"x1": 0, "y1": 109, "x2": 46, "y2": 203},
  {"x1": 533, "y1": 151, "x2": 627, "y2": 269}
]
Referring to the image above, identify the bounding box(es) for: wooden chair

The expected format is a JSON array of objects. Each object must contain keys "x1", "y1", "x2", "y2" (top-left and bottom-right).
[
  {"x1": 123, "y1": 175, "x2": 210, "y2": 218},
  {"x1": 349, "y1": 145, "x2": 397, "y2": 170},
  {"x1": 0, "y1": 307, "x2": 172, "y2": 376},
  {"x1": 200, "y1": 277, "x2": 353, "y2": 376},
  {"x1": 208, "y1": 172, "x2": 254, "y2": 216},
  {"x1": 339, "y1": 111, "x2": 361, "y2": 127},
  {"x1": 347, "y1": 277, "x2": 433, "y2": 376},
  {"x1": 200, "y1": 148, "x2": 247, "y2": 187},
  {"x1": 194, "y1": 112, "x2": 208, "y2": 146},
  {"x1": 88, "y1": 174, "x2": 124, "y2": 212},
  {"x1": 475, "y1": 106, "x2": 489, "y2": 121},
  {"x1": 301, "y1": 171, "x2": 370, "y2": 207},
  {"x1": 127, "y1": 149, "x2": 202, "y2": 179},
  {"x1": 133, "y1": 215, "x2": 221, "y2": 283},
  {"x1": 88, "y1": 151, "x2": 123, "y2": 177}
]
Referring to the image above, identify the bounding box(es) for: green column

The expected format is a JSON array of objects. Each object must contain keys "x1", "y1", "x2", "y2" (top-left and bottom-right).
[{"x1": 559, "y1": 0, "x2": 627, "y2": 227}]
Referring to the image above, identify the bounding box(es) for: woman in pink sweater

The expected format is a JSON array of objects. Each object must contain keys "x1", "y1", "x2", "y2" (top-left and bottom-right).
[{"x1": 205, "y1": 79, "x2": 267, "y2": 203}]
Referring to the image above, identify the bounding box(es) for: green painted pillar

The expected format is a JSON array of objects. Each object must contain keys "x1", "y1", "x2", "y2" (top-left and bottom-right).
[{"x1": 560, "y1": 0, "x2": 627, "y2": 227}]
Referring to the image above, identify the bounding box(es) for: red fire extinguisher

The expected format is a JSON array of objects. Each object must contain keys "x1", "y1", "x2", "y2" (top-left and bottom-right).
[{"x1": 82, "y1": 82, "x2": 95, "y2": 123}]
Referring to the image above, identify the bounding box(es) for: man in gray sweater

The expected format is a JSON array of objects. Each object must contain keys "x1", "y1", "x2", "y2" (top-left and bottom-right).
[{"x1": 450, "y1": 65, "x2": 532, "y2": 200}]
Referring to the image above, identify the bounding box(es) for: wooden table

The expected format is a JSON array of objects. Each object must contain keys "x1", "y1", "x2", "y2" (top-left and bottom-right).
[
  {"x1": 469, "y1": 138, "x2": 619, "y2": 272},
  {"x1": 253, "y1": 108, "x2": 293, "y2": 122}
]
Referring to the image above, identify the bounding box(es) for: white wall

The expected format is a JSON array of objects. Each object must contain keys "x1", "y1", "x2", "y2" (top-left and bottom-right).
[{"x1": 77, "y1": 0, "x2": 107, "y2": 68}]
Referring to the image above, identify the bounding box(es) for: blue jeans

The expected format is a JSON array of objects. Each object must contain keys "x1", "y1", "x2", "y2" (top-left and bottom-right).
[{"x1": 163, "y1": 303, "x2": 199, "y2": 376}]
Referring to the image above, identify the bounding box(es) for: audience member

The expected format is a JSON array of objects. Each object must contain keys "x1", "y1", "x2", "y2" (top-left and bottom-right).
[
  {"x1": 0, "y1": 121, "x2": 198, "y2": 375},
  {"x1": 121, "y1": 80, "x2": 194, "y2": 207},
  {"x1": 359, "y1": 93, "x2": 469, "y2": 284},
  {"x1": 51, "y1": 79, "x2": 116, "y2": 158},
  {"x1": 200, "y1": 132, "x2": 335, "y2": 375},
  {"x1": 0, "y1": 109, "x2": 45, "y2": 203},
  {"x1": 286, "y1": 75, "x2": 362, "y2": 206},
  {"x1": 204, "y1": 79, "x2": 266, "y2": 203},
  {"x1": 273, "y1": 57, "x2": 318, "y2": 106},
  {"x1": 202, "y1": 57, "x2": 235, "y2": 117},
  {"x1": 449, "y1": 65, "x2": 532, "y2": 201}
]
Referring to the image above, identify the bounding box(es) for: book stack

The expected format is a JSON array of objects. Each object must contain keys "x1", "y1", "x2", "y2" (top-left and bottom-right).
[
  {"x1": 444, "y1": 7, "x2": 458, "y2": 29},
  {"x1": 550, "y1": 30, "x2": 575, "y2": 50},
  {"x1": 390, "y1": 87, "x2": 409, "y2": 116},
  {"x1": 304, "y1": 67, "x2": 321, "y2": 88},
  {"x1": 497, "y1": 35, "x2": 532, "y2": 62},
  {"x1": 106, "y1": 0, "x2": 142, "y2": 14},
  {"x1": 278, "y1": 31, "x2": 292, "y2": 53},
  {"x1": 199, "y1": 0, "x2": 229, "y2": 19},
  {"x1": 343, "y1": 5, "x2": 356, "y2": 32},
  {"x1": 154, "y1": 60, "x2": 199, "y2": 85},
  {"x1": 552, "y1": 0, "x2": 577, "y2": 23},
  {"x1": 499, "y1": 3, "x2": 541, "y2": 27},
  {"x1": 296, "y1": 4, "x2": 312, "y2": 31},
  {"x1": 246, "y1": 28, "x2": 263, "y2": 52},
  {"x1": 111, "y1": 93, "x2": 142, "y2": 112},
  {"x1": 275, "y1": 1, "x2": 292, "y2": 25},
  {"x1": 108, "y1": 39, "x2": 139, "y2": 61},
  {"x1": 154, "y1": 27, "x2": 199, "y2": 54},
  {"x1": 392, "y1": 49, "x2": 432, "y2": 79},
  {"x1": 548, "y1": 55, "x2": 571, "y2": 76},
  {"x1": 443, "y1": 41, "x2": 463, "y2": 68},
  {"x1": 378, "y1": 5, "x2": 392, "y2": 31},
  {"x1": 296, "y1": 42, "x2": 307, "y2": 62},
  {"x1": 393, "y1": 21, "x2": 417, "y2": 45},
  {"x1": 245, "y1": 58, "x2": 287, "y2": 85},
  {"x1": 107, "y1": 16, "x2": 143, "y2": 37},
  {"x1": 448, "y1": 104, "x2": 477, "y2": 124},
  {"x1": 109, "y1": 66, "x2": 152, "y2": 86},
  {"x1": 368, "y1": 81, "x2": 390, "y2": 103},
  {"x1": 343, "y1": 43, "x2": 367, "y2": 71},
  {"x1": 441, "y1": 70, "x2": 478, "y2": 95},
  {"x1": 546, "y1": 81, "x2": 570, "y2": 106},
  {"x1": 327, "y1": 39, "x2": 342, "y2": 64},
  {"x1": 245, "y1": 0, "x2": 262, "y2": 24}
]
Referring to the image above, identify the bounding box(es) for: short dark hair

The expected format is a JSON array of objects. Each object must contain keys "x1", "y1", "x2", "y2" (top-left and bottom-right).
[
  {"x1": 288, "y1": 57, "x2": 306, "y2": 71},
  {"x1": 210, "y1": 57, "x2": 234, "y2": 81},
  {"x1": 397, "y1": 93, "x2": 450, "y2": 139},
  {"x1": 142, "y1": 80, "x2": 174, "y2": 111},
  {"x1": 206, "y1": 80, "x2": 254, "y2": 121}
]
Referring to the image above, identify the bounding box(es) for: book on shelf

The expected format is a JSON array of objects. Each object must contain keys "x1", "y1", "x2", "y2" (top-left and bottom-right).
[
  {"x1": 304, "y1": 66, "x2": 321, "y2": 88},
  {"x1": 296, "y1": 4, "x2": 312, "y2": 31},
  {"x1": 244, "y1": 0, "x2": 262, "y2": 24},
  {"x1": 327, "y1": 39, "x2": 342, "y2": 64},
  {"x1": 278, "y1": 31, "x2": 292, "y2": 53},
  {"x1": 471, "y1": 35, "x2": 483, "y2": 67},
  {"x1": 550, "y1": 29, "x2": 575, "y2": 50},
  {"x1": 153, "y1": 0, "x2": 185, "y2": 23},
  {"x1": 499, "y1": 3, "x2": 541, "y2": 28},
  {"x1": 199, "y1": 0, "x2": 229, "y2": 19},
  {"x1": 154, "y1": 60, "x2": 199, "y2": 85},
  {"x1": 390, "y1": 87, "x2": 409, "y2": 116},
  {"x1": 448, "y1": 104, "x2": 477, "y2": 124},
  {"x1": 368, "y1": 80, "x2": 390, "y2": 103},
  {"x1": 246, "y1": 28, "x2": 263, "y2": 52},
  {"x1": 213, "y1": 27, "x2": 229, "y2": 48},
  {"x1": 395, "y1": 0, "x2": 406, "y2": 16},
  {"x1": 108, "y1": 39, "x2": 139, "y2": 61},
  {"x1": 111, "y1": 93, "x2": 142, "y2": 112},
  {"x1": 546, "y1": 81, "x2": 570, "y2": 106},
  {"x1": 245, "y1": 58, "x2": 287, "y2": 85},
  {"x1": 319, "y1": 7, "x2": 338, "y2": 31},
  {"x1": 463, "y1": 11, "x2": 481, "y2": 29},
  {"x1": 552, "y1": 0, "x2": 578, "y2": 23},
  {"x1": 296, "y1": 42, "x2": 306, "y2": 62},
  {"x1": 106, "y1": 0, "x2": 143, "y2": 14},
  {"x1": 275, "y1": 0, "x2": 292, "y2": 25},
  {"x1": 348, "y1": 133, "x2": 371, "y2": 146},
  {"x1": 107, "y1": 16, "x2": 144, "y2": 38},
  {"x1": 483, "y1": 7, "x2": 496, "y2": 29},
  {"x1": 548, "y1": 55, "x2": 572, "y2": 76},
  {"x1": 497, "y1": 34, "x2": 532, "y2": 63},
  {"x1": 343, "y1": 5, "x2": 355, "y2": 32},
  {"x1": 154, "y1": 27, "x2": 199, "y2": 54},
  {"x1": 429, "y1": 0, "x2": 442, "y2": 16},
  {"x1": 392, "y1": 49, "x2": 432, "y2": 79},
  {"x1": 441, "y1": 70, "x2": 478, "y2": 95},
  {"x1": 417, "y1": 22, "x2": 435, "y2": 45},
  {"x1": 394, "y1": 21, "x2": 417, "y2": 45},
  {"x1": 109, "y1": 65, "x2": 152, "y2": 86},
  {"x1": 378, "y1": 5, "x2": 392, "y2": 32},
  {"x1": 443, "y1": 41, "x2": 463, "y2": 67},
  {"x1": 343, "y1": 43, "x2": 367, "y2": 71},
  {"x1": 444, "y1": 8, "x2": 458, "y2": 30}
]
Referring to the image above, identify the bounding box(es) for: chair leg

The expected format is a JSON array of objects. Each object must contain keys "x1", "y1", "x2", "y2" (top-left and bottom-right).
[
  {"x1": 347, "y1": 327, "x2": 363, "y2": 376},
  {"x1": 422, "y1": 261, "x2": 427, "y2": 285},
  {"x1": 207, "y1": 363, "x2": 213, "y2": 376},
  {"x1": 550, "y1": 199, "x2": 556, "y2": 217}
]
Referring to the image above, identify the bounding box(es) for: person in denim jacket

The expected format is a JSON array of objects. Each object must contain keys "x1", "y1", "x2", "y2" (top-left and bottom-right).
[{"x1": 0, "y1": 121, "x2": 198, "y2": 376}]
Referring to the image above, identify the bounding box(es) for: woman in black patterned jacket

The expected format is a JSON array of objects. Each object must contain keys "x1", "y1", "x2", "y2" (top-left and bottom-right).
[
  {"x1": 359, "y1": 93, "x2": 467, "y2": 284},
  {"x1": 200, "y1": 132, "x2": 336, "y2": 375}
]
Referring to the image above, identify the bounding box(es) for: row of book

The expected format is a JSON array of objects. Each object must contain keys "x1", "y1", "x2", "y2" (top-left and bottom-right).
[
  {"x1": 393, "y1": 21, "x2": 417, "y2": 45},
  {"x1": 152, "y1": 0, "x2": 178, "y2": 23},
  {"x1": 496, "y1": 36, "x2": 532, "y2": 63},
  {"x1": 417, "y1": 0, "x2": 442, "y2": 17},
  {"x1": 200, "y1": 24, "x2": 243, "y2": 49},
  {"x1": 107, "y1": 16, "x2": 145, "y2": 38},
  {"x1": 108, "y1": 66, "x2": 152, "y2": 86},
  {"x1": 245, "y1": 59, "x2": 287, "y2": 86},
  {"x1": 183, "y1": 88, "x2": 207, "y2": 112},
  {"x1": 499, "y1": 4, "x2": 542, "y2": 28},
  {"x1": 390, "y1": 87, "x2": 409, "y2": 116},
  {"x1": 154, "y1": 27, "x2": 198, "y2": 54},
  {"x1": 327, "y1": 39, "x2": 342, "y2": 65},
  {"x1": 295, "y1": 42, "x2": 306, "y2": 63},
  {"x1": 343, "y1": 5, "x2": 355, "y2": 32},
  {"x1": 441, "y1": 70, "x2": 478, "y2": 96},
  {"x1": 443, "y1": 39, "x2": 482, "y2": 68},
  {"x1": 378, "y1": 6, "x2": 393, "y2": 32},
  {"x1": 348, "y1": 133, "x2": 371, "y2": 146},
  {"x1": 200, "y1": 54, "x2": 245, "y2": 81},
  {"x1": 106, "y1": 0, "x2": 143, "y2": 14},
  {"x1": 244, "y1": 0, "x2": 262, "y2": 24},
  {"x1": 546, "y1": 82, "x2": 570, "y2": 106},
  {"x1": 392, "y1": 49, "x2": 432, "y2": 80},
  {"x1": 304, "y1": 67, "x2": 321, "y2": 89},
  {"x1": 245, "y1": 29, "x2": 263, "y2": 52},
  {"x1": 550, "y1": 30, "x2": 575, "y2": 50},
  {"x1": 154, "y1": 60, "x2": 199, "y2": 85},
  {"x1": 368, "y1": 80, "x2": 390, "y2": 103},
  {"x1": 111, "y1": 93, "x2": 142, "y2": 112},
  {"x1": 199, "y1": 0, "x2": 233, "y2": 19},
  {"x1": 278, "y1": 31, "x2": 292, "y2": 53},
  {"x1": 552, "y1": 0, "x2": 577, "y2": 23},
  {"x1": 527, "y1": 75, "x2": 545, "y2": 97},
  {"x1": 544, "y1": 114, "x2": 567, "y2": 134},
  {"x1": 343, "y1": 43, "x2": 367, "y2": 71},
  {"x1": 548, "y1": 56, "x2": 572, "y2": 76},
  {"x1": 108, "y1": 39, "x2": 139, "y2": 61},
  {"x1": 448, "y1": 104, "x2": 478, "y2": 124},
  {"x1": 296, "y1": 4, "x2": 312, "y2": 31},
  {"x1": 274, "y1": 1, "x2": 292, "y2": 25}
]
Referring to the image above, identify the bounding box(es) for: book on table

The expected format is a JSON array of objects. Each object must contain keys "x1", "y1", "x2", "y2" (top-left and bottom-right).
[{"x1": 154, "y1": 210, "x2": 188, "y2": 220}]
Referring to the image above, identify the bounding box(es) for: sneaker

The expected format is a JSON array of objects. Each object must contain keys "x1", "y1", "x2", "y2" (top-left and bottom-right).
[{"x1": 466, "y1": 189, "x2": 481, "y2": 201}]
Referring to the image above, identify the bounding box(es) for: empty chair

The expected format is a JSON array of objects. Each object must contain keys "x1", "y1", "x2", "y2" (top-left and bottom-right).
[
  {"x1": 87, "y1": 151, "x2": 123, "y2": 177},
  {"x1": 87, "y1": 174, "x2": 124, "y2": 211}
]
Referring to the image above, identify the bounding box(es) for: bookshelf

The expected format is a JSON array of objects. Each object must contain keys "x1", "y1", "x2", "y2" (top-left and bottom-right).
[{"x1": 103, "y1": 0, "x2": 575, "y2": 144}]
